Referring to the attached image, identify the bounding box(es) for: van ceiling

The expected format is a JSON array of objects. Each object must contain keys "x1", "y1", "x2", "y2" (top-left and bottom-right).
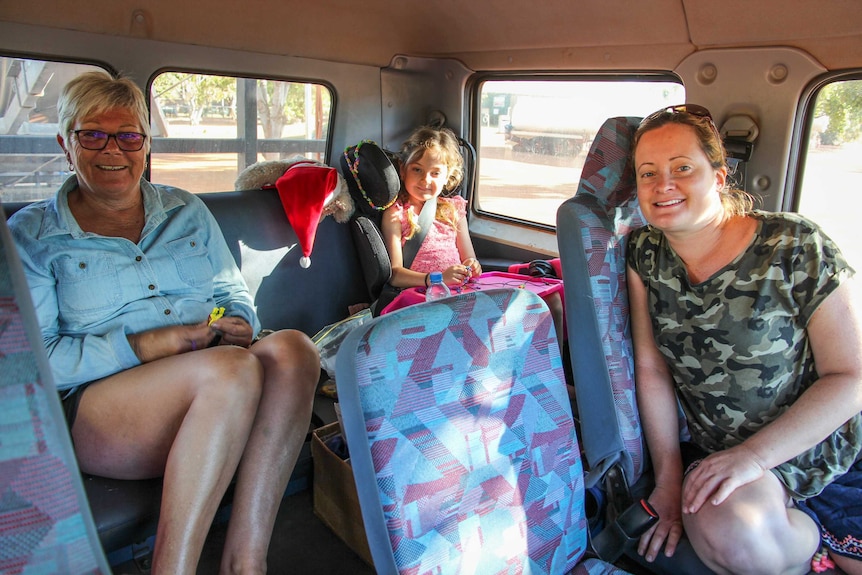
[{"x1": 2, "y1": 0, "x2": 861, "y2": 70}]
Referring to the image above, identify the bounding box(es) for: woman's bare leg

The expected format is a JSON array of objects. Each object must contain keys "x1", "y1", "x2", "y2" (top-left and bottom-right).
[
  {"x1": 683, "y1": 471, "x2": 820, "y2": 575},
  {"x1": 832, "y1": 554, "x2": 862, "y2": 575},
  {"x1": 71, "y1": 345, "x2": 265, "y2": 575},
  {"x1": 219, "y1": 330, "x2": 319, "y2": 575}
]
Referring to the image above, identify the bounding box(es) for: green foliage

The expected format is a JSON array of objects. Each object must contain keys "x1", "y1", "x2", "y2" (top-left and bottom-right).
[
  {"x1": 814, "y1": 80, "x2": 862, "y2": 145},
  {"x1": 152, "y1": 73, "x2": 236, "y2": 120},
  {"x1": 152, "y1": 73, "x2": 331, "y2": 136}
]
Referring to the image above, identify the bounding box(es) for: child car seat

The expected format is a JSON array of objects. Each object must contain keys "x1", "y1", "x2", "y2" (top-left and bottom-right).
[
  {"x1": 340, "y1": 137, "x2": 478, "y2": 315},
  {"x1": 0, "y1": 201, "x2": 111, "y2": 574},
  {"x1": 340, "y1": 141, "x2": 401, "y2": 312},
  {"x1": 556, "y1": 117, "x2": 713, "y2": 574},
  {"x1": 334, "y1": 288, "x2": 631, "y2": 574}
]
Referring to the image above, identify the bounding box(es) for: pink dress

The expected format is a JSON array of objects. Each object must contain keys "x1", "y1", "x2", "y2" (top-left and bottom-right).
[{"x1": 396, "y1": 195, "x2": 466, "y2": 273}]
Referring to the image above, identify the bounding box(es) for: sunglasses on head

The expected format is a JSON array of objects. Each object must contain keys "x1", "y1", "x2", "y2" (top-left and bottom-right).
[
  {"x1": 641, "y1": 104, "x2": 715, "y2": 125},
  {"x1": 640, "y1": 104, "x2": 723, "y2": 144}
]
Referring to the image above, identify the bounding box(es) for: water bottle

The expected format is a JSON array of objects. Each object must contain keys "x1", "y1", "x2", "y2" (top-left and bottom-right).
[{"x1": 425, "y1": 271, "x2": 451, "y2": 302}]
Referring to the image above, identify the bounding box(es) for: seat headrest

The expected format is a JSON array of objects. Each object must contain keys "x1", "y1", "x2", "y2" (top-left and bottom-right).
[
  {"x1": 340, "y1": 141, "x2": 401, "y2": 217},
  {"x1": 576, "y1": 116, "x2": 642, "y2": 208}
]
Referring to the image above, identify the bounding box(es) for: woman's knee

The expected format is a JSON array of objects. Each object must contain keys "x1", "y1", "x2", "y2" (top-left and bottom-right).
[
  {"x1": 191, "y1": 346, "x2": 264, "y2": 404},
  {"x1": 687, "y1": 515, "x2": 759, "y2": 572},
  {"x1": 686, "y1": 499, "x2": 813, "y2": 574},
  {"x1": 253, "y1": 329, "x2": 319, "y2": 383}
]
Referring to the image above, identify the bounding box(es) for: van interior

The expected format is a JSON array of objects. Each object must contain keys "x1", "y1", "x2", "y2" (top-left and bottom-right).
[{"x1": 1, "y1": 1, "x2": 861, "y2": 573}]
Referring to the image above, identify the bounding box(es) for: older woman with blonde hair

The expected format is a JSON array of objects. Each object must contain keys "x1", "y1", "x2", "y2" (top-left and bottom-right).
[{"x1": 9, "y1": 70, "x2": 319, "y2": 575}]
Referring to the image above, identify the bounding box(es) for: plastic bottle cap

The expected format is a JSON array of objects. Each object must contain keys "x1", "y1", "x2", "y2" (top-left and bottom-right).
[{"x1": 425, "y1": 270, "x2": 450, "y2": 302}]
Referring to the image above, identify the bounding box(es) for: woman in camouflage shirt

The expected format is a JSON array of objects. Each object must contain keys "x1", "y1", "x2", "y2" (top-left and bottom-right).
[{"x1": 626, "y1": 105, "x2": 862, "y2": 574}]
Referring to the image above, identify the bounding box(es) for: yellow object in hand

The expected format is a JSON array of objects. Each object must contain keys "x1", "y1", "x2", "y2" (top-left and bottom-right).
[{"x1": 208, "y1": 306, "x2": 225, "y2": 326}]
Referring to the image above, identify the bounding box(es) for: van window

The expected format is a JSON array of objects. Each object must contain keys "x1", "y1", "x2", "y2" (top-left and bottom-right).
[
  {"x1": 797, "y1": 78, "x2": 862, "y2": 270},
  {"x1": 475, "y1": 79, "x2": 684, "y2": 226},
  {"x1": 150, "y1": 72, "x2": 332, "y2": 192},
  {"x1": 0, "y1": 58, "x2": 107, "y2": 203}
]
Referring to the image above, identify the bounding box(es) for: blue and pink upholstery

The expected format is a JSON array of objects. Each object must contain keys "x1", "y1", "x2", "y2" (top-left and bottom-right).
[
  {"x1": 0, "y1": 204, "x2": 110, "y2": 574},
  {"x1": 556, "y1": 117, "x2": 647, "y2": 491},
  {"x1": 557, "y1": 118, "x2": 711, "y2": 573},
  {"x1": 335, "y1": 288, "x2": 627, "y2": 574}
]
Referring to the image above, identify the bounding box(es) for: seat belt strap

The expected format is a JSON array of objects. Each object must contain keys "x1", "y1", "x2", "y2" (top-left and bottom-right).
[{"x1": 402, "y1": 197, "x2": 436, "y2": 269}]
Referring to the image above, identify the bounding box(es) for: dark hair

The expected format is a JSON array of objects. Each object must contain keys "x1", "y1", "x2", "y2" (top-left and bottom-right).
[{"x1": 634, "y1": 107, "x2": 754, "y2": 217}]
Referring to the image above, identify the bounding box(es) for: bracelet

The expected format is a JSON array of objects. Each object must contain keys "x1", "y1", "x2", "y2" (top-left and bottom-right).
[{"x1": 424, "y1": 273, "x2": 430, "y2": 287}]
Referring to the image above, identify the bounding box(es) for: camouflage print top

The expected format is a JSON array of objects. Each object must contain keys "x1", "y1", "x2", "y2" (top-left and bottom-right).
[{"x1": 627, "y1": 211, "x2": 862, "y2": 499}]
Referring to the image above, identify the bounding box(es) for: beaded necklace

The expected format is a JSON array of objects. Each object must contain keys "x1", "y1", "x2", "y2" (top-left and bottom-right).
[{"x1": 343, "y1": 140, "x2": 397, "y2": 211}]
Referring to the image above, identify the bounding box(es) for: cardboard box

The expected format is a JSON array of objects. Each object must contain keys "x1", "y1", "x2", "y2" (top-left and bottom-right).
[{"x1": 311, "y1": 422, "x2": 374, "y2": 567}]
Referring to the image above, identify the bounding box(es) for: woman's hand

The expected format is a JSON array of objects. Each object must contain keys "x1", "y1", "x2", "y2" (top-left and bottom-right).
[
  {"x1": 127, "y1": 316, "x2": 254, "y2": 363},
  {"x1": 209, "y1": 316, "x2": 254, "y2": 348},
  {"x1": 681, "y1": 444, "x2": 767, "y2": 514},
  {"x1": 128, "y1": 322, "x2": 215, "y2": 363},
  {"x1": 638, "y1": 483, "x2": 684, "y2": 562}
]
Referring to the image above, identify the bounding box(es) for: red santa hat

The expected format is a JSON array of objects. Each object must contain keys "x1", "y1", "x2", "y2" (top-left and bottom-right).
[{"x1": 275, "y1": 161, "x2": 339, "y2": 268}]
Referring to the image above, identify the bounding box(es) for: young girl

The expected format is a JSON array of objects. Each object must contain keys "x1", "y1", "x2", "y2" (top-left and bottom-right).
[
  {"x1": 381, "y1": 125, "x2": 565, "y2": 348},
  {"x1": 381, "y1": 126, "x2": 480, "y2": 290}
]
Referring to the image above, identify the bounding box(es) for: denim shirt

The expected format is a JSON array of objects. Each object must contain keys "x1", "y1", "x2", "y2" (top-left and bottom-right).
[{"x1": 8, "y1": 176, "x2": 260, "y2": 392}]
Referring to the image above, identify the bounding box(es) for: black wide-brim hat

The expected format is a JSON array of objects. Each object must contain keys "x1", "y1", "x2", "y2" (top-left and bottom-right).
[{"x1": 339, "y1": 141, "x2": 401, "y2": 218}]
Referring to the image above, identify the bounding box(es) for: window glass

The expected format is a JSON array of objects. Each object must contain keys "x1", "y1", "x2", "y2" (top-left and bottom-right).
[
  {"x1": 476, "y1": 79, "x2": 684, "y2": 226},
  {"x1": 797, "y1": 78, "x2": 862, "y2": 271},
  {"x1": 0, "y1": 58, "x2": 106, "y2": 203},
  {"x1": 151, "y1": 73, "x2": 332, "y2": 192}
]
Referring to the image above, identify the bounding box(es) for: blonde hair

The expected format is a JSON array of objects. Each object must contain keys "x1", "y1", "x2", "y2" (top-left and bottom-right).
[
  {"x1": 634, "y1": 109, "x2": 755, "y2": 218},
  {"x1": 398, "y1": 126, "x2": 464, "y2": 239},
  {"x1": 58, "y1": 71, "x2": 151, "y2": 151}
]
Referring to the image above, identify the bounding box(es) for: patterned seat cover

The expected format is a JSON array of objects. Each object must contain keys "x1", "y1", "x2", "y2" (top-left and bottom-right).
[
  {"x1": 0, "y1": 206, "x2": 110, "y2": 574},
  {"x1": 556, "y1": 117, "x2": 647, "y2": 489},
  {"x1": 335, "y1": 289, "x2": 630, "y2": 574},
  {"x1": 557, "y1": 114, "x2": 714, "y2": 575}
]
